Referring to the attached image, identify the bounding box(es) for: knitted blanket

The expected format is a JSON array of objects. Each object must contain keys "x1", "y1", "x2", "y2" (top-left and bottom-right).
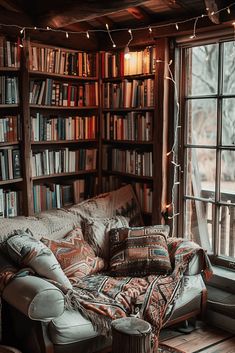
[{"x1": 64, "y1": 238, "x2": 213, "y2": 349}]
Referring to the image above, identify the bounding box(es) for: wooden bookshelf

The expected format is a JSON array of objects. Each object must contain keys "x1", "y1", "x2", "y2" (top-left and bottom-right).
[{"x1": 0, "y1": 35, "x2": 169, "y2": 222}]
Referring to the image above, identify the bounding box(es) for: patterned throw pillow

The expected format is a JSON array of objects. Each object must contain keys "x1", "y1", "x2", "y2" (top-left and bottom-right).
[
  {"x1": 82, "y1": 215, "x2": 129, "y2": 260},
  {"x1": 4, "y1": 230, "x2": 72, "y2": 289},
  {"x1": 41, "y1": 227, "x2": 105, "y2": 283},
  {"x1": 109, "y1": 225, "x2": 172, "y2": 276}
]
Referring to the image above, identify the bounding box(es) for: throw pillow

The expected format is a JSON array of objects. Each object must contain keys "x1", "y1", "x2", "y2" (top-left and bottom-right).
[
  {"x1": 109, "y1": 225, "x2": 172, "y2": 276},
  {"x1": 82, "y1": 215, "x2": 129, "y2": 260},
  {"x1": 41, "y1": 228, "x2": 105, "y2": 283},
  {"x1": 4, "y1": 230, "x2": 72, "y2": 289}
]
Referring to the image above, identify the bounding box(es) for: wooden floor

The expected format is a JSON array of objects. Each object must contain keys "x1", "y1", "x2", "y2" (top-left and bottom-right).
[{"x1": 160, "y1": 324, "x2": 235, "y2": 353}]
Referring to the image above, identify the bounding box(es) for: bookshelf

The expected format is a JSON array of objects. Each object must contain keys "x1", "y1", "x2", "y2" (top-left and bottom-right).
[
  {"x1": 100, "y1": 39, "x2": 169, "y2": 225},
  {"x1": 0, "y1": 36, "x2": 22, "y2": 218},
  {"x1": 0, "y1": 33, "x2": 169, "y2": 223}
]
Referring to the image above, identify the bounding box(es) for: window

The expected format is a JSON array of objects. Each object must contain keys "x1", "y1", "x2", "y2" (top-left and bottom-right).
[{"x1": 180, "y1": 40, "x2": 235, "y2": 269}]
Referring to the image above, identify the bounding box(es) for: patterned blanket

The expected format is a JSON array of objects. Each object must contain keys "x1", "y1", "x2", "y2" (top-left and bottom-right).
[{"x1": 64, "y1": 238, "x2": 213, "y2": 349}]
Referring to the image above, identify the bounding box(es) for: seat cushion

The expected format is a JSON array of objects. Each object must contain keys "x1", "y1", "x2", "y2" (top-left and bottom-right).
[{"x1": 49, "y1": 310, "x2": 99, "y2": 345}]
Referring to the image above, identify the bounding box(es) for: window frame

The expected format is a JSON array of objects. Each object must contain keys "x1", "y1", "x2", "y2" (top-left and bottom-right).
[{"x1": 177, "y1": 36, "x2": 235, "y2": 270}]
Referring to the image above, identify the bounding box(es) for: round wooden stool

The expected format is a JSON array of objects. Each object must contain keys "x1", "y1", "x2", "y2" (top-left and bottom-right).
[
  {"x1": 111, "y1": 317, "x2": 152, "y2": 353},
  {"x1": 0, "y1": 346, "x2": 22, "y2": 353}
]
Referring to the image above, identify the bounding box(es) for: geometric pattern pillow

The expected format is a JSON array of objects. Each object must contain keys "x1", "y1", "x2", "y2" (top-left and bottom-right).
[
  {"x1": 109, "y1": 225, "x2": 172, "y2": 276},
  {"x1": 5, "y1": 230, "x2": 72, "y2": 289},
  {"x1": 41, "y1": 230, "x2": 105, "y2": 283}
]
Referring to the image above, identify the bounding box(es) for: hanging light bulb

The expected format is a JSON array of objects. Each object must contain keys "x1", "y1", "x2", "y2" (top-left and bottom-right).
[
  {"x1": 175, "y1": 23, "x2": 179, "y2": 30},
  {"x1": 86, "y1": 31, "x2": 90, "y2": 39},
  {"x1": 149, "y1": 26, "x2": 152, "y2": 33},
  {"x1": 66, "y1": 32, "x2": 69, "y2": 38},
  {"x1": 124, "y1": 46, "x2": 130, "y2": 59},
  {"x1": 227, "y1": 7, "x2": 231, "y2": 14}
]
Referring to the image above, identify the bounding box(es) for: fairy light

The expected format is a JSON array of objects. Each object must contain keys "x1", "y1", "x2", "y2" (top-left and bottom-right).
[
  {"x1": 124, "y1": 29, "x2": 133, "y2": 59},
  {"x1": 86, "y1": 31, "x2": 90, "y2": 39},
  {"x1": 0, "y1": 1, "x2": 234, "y2": 42},
  {"x1": 20, "y1": 27, "x2": 24, "y2": 34},
  {"x1": 66, "y1": 32, "x2": 69, "y2": 38}
]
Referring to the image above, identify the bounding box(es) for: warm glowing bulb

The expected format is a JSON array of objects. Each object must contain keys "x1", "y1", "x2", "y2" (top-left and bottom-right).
[
  {"x1": 86, "y1": 31, "x2": 90, "y2": 39},
  {"x1": 124, "y1": 46, "x2": 130, "y2": 59},
  {"x1": 149, "y1": 26, "x2": 152, "y2": 33},
  {"x1": 66, "y1": 32, "x2": 69, "y2": 38},
  {"x1": 113, "y1": 43, "x2": 116, "y2": 48},
  {"x1": 46, "y1": 26, "x2": 50, "y2": 30},
  {"x1": 20, "y1": 28, "x2": 24, "y2": 34},
  {"x1": 34, "y1": 26, "x2": 37, "y2": 30},
  {"x1": 227, "y1": 7, "x2": 231, "y2": 14},
  {"x1": 106, "y1": 24, "x2": 109, "y2": 30},
  {"x1": 175, "y1": 23, "x2": 179, "y2": 30},
  {"x1": 232, "y1": 21, "x2": 235, "y2": 26},
  {"x1": 128, "y1": 29, "x2": 132, "y2": 34}
]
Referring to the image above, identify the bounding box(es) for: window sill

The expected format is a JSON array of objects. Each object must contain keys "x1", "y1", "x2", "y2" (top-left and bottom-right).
[{"x1": 206, "y1": 265, "x2": 235, "y2": 294}]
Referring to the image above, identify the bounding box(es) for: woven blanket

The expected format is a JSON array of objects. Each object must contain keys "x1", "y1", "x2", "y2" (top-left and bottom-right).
[{"x1": 64, "y1": 238, "x2": 213, "y2": 349}]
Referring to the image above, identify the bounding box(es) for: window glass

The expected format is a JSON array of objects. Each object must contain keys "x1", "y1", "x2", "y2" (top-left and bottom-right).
[
  {"x1": 223, "y1": 41, "x2": 235, "y2": 94},
  {"x1": 186, "y1": 44, "x2": 218, "y2": 96},
  {"x1": 186, "y1": 99, "x2": 217, "y2": 145},
  {"x1": 222, "y1": 98, "x2": 235, "y2": 146}
]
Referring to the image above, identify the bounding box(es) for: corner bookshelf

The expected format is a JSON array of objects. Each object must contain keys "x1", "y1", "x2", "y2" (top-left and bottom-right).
[
  {"x1": 0, "y1": 36, "x2": 22, "y2": 218},
  {"x1": 100, "y1": 39, "x2": 169, "y2": 225},
  {"x1": 21, "y1": 40, "x2": 100, "y2": 215}
]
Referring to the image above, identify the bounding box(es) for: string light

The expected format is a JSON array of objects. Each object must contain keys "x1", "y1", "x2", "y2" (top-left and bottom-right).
[
  {"x1": 0, "y1": 1, "x2": 233, "y2": 45},
  {"x1": 149, "y1": 26, "x2": 152, "y2": 33},
  {"x1": 66, "y1": 32, "x2": 69, "y2": 38},
  {"x1": 124, "y1": 29, "x2": 133, "y2": 59},
  {"x1": 86, "y1": 31, "x2": 90, "y2": 39},
  {"x1": 106, "y1": 23, "x2": 116, "y2": 48},
  {"x1": 20, "y1": 27, "x2": 24, "y2": 34},
  {"x1": 175, "y1": 23, "x2": 179, "y2": 30},
  {"x1": 189, "y1": 16, "x2": 199, "y2": 39}
]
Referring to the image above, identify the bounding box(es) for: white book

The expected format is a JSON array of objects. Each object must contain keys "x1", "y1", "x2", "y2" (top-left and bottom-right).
[{"x1": 0, "y1": 189, "x2": 4, "y2": 217}]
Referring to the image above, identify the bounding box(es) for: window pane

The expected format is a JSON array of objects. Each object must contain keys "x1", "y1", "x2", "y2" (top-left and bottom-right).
[
  {"x1": 222, "y1": 98, "x2": 235, "y2": 146},
  {"x1": 185, "y1": 148, "x2": 216, "y2": 199},
  {"x1": 219, "y1": 205, "x2": 235, "y2": 257},
  {"x1": 221, "y1": 150, "x2": 235, "y2": 202},
  {"x1": 186, "y1": 44, "x2": 218, "y2": 96},
  {"x1": 187, "y1": 99, "x2": 217, "y2": 145},
  {"x1": 223, "y1": 41, "x2": 235, "y2": 94},
  {"x1": 184, "y1": 199, "x2": 212, "y2": 252}
]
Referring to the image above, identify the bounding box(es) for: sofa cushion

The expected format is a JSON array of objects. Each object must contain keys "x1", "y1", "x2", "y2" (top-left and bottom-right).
[
  {"x1": 41, "y1": 228, "x2": 105, "y2": 283},
  {"x1": 82, "y1": 216, "x2": 129, "y2": 259},
  {"x1": 0, "y1": 208, "x2": 80, "y2": 242},
  {"x1": 49, "y1": 310, "x2": 99, "y2": 344},
  {"x1": 69, "y1": 184, "x2": 143, "y2": 227},
  {"x1": 4, "y1": 230, "x2": 72, "y2": 289},
  {"x1": 109, "y1": 225, "x2": 171, "y2": 276}
]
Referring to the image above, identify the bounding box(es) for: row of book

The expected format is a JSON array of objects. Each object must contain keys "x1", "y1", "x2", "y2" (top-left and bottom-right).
[
  {"x1": 102, "y1": 112, "x2": 152, "y2": 141},
  {"x1": 0, "y1": 76, "x2": 19, "y2": 104},
  {"x1": 0, "y1": 37, "x2": 20, "y2": 68},
  {"x1": 33, "y1": 177, "x2": 98, "y2": 213},
  {"x1": 0, "y1": 148, "x2": 21, "y2": 180},
  {"x1": 31, "y1": 114, "x2": 97, "y2": 141},
  {"x1": 29, "y1": 45, "x2": 97, "y2": 77},
  {"x1": 31, "y1": 148, "x2": 97, "y2": 177},
  {"x1": 29, "y1": 79, "x2": 98, "y2": 107},
  {"x1": 103, "y1": 147, "x2": 153, "y2": 177},
  {"x1": 0, "y1": 188, "x2": 21, "y2": 217},
  {"x1": 103, "y1": 79, "x2": 154, "y2": 108},
  {"x1": 101, "y1": 46, "x2": 157, "y2": 77},
  {"x1": 0, "y1": 115, "x2": 19, "y2": 142}
]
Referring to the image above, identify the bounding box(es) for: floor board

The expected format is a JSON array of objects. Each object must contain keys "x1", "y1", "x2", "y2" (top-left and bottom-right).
[{"x1": 160, "y1": 325, "x2": 235, "y2": 353}]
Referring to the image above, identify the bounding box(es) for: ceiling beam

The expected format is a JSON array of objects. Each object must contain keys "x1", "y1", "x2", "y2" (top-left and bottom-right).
[
  {"x1": 38, "y1": 0, "x2": 148, "y2": 28},
  {"x1": 204, "y1": 0, "x2": 220, "y2": 24},
  {"x1": 0, "y1": 0, "x2": 23, "y2": 12},
  {"x1": 161, "y1": 0, "x2": 183, "y2": 10},
  {"x1": 0, "y1": 9, "x2": 32, "y2": 28},
  {"x1": 127, "y1": 6, "x2": 152, "y2": 22},
  {"x1": 96, "y1": 16, "x2": 116, "y2": 29}
]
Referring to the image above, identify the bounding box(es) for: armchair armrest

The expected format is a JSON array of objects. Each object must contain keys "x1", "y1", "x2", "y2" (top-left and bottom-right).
[{"x1": 2, "y1": 275, "x2": 65, "y2": 321}]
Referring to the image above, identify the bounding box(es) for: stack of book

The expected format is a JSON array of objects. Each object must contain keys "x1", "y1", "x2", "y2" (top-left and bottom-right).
[
  {"x1": 0, "y1": 76, "x2": 19, "y2": 104},
  {"x1": 0, "y1": 188, "x2": 21, "y2": 217},
  {"x1": 0, "y1": 115, "x2": 19, "y2": 142},
  {"x1": 0, "y1": 148, "x2": 21, "y2": 180},
  {"x1": 0, "y1": 37, "x2": 20, "y2": 68}
]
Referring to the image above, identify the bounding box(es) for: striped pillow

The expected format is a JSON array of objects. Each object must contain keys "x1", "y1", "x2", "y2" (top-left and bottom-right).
[{"x1": 109, "y1": 225, "x2": 171, "y2": 276}]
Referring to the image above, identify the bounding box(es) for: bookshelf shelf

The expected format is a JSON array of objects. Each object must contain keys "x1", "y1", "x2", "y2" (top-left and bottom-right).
[
  {"x1": 30, "y1": 105, "x2": 98, "y2": 110},
  {"x1": 102, "y1": 139, "x2": 153, "y2": 145},
  {"x1": 102, "y1": 73, "x2": 155, "y2": 82},
  {"x1": 31, "y1": 139, "x2": 98, "y2": 145},
  {"x1": 102, "y1": 170, "x2": 153, "y2": 182},
  {"x1": 0, "y1": 104, "x2": 19, "y2": 109},
  {"x1": 0, "y1": 67, "x2": 19, "y2": 73},
  {"x1": 0, "y1": 178, "x2": 23, "y2": 185},
  {"x1": 0, "y1": 141, "x2": 19, "y2": 147},
  {"x1": 29, "y1": 70, "x2": 98, "y2": 81},
  {"x1": 102, "y1": 107, "x2": 155, "y2": 112},
  {"x1": 32, "y1": 170, "x2": 97, "y2": 181}
]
